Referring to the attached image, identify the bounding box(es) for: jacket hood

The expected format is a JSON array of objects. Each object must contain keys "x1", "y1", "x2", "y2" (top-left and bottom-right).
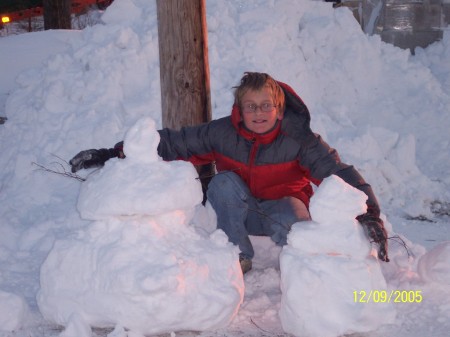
[
  {"x1": 277, "y1": 81, "x2": 312, "y2": 140},
  {"x1": 231, "y1": 80, "x2": 312, "y2": 142}
]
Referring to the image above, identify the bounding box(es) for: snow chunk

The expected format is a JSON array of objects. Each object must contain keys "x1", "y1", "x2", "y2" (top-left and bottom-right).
[
  {"x1": 77, "y1": 117, "x2": 203, "y2": 220},
  {"x1": 418, "y1": 241, "x2": 450, "y2": 285},
  {"x1": 309, "y1": 173, "x2": 367, "y2": 223},
  {"x1": 59, "y1": 312, "x2": 91, "y2": 337},
  {"x1": 37, "y1": 218, "x2": 243, "y2": 335},
  {"x1": 122, "y1": 117, "x2": 160, "y2": 163},
  {"x1": 0, "y1": 290, "x2": 29, "y2": 332},
  {"x1": 279, "y1": 176, "x2": 396, "y2": 337}
]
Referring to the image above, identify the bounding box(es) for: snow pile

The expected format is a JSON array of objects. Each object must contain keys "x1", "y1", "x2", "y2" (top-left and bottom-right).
[
  {"x1": 36, "y1": 118, "x2": 244, "y2": 336},
  {"x1": 279, "y1": 176, "x2": 396, "y2": 337}
]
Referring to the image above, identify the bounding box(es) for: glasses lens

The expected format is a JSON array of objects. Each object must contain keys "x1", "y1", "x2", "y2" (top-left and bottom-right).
[
  {"x1": 261, "y1": 103, "x2": 275, "y2": 112},
  {"x1": 243, "y1": 104, "x2": 255, "y2": 112}
]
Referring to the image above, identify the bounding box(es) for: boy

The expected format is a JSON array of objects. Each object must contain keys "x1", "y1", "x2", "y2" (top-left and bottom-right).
[{"x1": 70, "y1": 72, "x2": 389, "y2": 273}]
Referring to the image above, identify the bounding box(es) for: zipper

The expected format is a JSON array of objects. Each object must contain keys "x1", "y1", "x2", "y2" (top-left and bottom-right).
[{"x1": 248, "y1": 136, "x2": 258, "y2": 194}]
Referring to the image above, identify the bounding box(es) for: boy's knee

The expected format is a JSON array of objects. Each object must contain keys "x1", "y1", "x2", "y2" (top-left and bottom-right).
[
  {"x1": 207, "y1": 171, "x2": 248, "y2": 200},
  {"x1": 207, "y1": 172, "x2": 228, "y2": 197}
]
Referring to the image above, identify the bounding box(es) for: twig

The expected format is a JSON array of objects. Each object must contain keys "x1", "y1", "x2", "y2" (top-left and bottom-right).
[
  {"x1": 32, "y1": 161, "x2": 86, "y2": 182},
  {"x1": 250, "y1": 318, "x2": 288, "y2": 336},
  {"x1": 387, "y1": 234, "x2": 413, "y2": 258},
  {"x1": 50, "y1": 153, "x2": 71, "y2": 166},
  {"x1": 250, "y1": 318, "x2": 273, "y2": 334}
]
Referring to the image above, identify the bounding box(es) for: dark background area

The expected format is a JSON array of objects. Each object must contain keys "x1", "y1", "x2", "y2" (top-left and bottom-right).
[{"x1": 0, "y1": 1, "x2": 43, "y2": 13}]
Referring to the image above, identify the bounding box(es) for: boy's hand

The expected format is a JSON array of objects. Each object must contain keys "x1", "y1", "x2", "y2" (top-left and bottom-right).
[
  {"x1": 357, "y1": 213, "x2": 389, "y2": 262},
  {"x1": 69, "y1": 148, "x2": 119, "y2": 173}
]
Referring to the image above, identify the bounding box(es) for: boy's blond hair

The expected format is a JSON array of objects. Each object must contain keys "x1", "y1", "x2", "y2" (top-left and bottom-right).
[{"x1": 234, "y1": 72, "x2": 285, "y2": 112}]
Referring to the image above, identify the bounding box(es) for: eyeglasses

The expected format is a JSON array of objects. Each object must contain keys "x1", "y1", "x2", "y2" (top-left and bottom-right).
[{"x1": 242, "y1": 103, "x2": 278, "y2": 113}]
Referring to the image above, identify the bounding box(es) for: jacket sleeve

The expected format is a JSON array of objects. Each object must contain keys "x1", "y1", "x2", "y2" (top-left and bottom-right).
[
  {"x1": 299, "y1": 133, "x2": 381, "y2": 217},
  {"x1": 157, "y1": 122, "x2": 215, "y2": 165}
]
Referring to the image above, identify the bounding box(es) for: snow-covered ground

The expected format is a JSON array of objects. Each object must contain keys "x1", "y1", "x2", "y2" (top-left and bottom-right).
[{"x1": 0, "y1": 0, "x2": 449, "y2": 336}]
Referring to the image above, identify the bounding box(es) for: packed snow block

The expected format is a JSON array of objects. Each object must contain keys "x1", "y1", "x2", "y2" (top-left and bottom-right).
[
  {"x1": 37, "y1": 218, "x2": 244, "y2": 335},
  {"x1": 37, "y1": 118, "x2": 244, "y2": 335},
  {"x1": 0, "y1": 290, "x2": 29, "y2": 332},
  {"x1": 77, "y1": 118, "x2": 204, "y2": 219},
  {"x1": 77, "y1": 158, "x2": 202, "y2": 219},
  {"x1": 279, "y1": 176, "x2": 396, "y2": 337}
]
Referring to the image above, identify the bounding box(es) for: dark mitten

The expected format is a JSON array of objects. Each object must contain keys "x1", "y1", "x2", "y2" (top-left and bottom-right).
[
  {"x1": 69, "y1": 148, "x2": 121, "y2": 173},
  {"x1": 357, "y1": 213, "x2": 389, "y2": 262},
  {"x1": 113, "y1": 141, "x2": 125, "y2": 158}
]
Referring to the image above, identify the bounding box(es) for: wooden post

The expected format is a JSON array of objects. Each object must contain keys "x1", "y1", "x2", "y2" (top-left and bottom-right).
[
  {"x1": 156, "y1": 0, "x2": 211, "y2": 129},
  {"x1": 157, "y1": 0, "x2": 213, "y2": 203}
]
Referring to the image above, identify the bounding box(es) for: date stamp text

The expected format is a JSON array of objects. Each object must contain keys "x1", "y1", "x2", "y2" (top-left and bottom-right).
[{"x1": 353, "y1": 290, "x2": 423, "y2": 303}]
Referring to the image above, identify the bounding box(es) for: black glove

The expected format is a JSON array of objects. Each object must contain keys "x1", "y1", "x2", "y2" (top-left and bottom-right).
[
  {"x1": 70, "y1": 147, "x2": 121, "y2": 173},
  {"x1": 357, "y1": 213, "x2": 389, "y2": 262}
]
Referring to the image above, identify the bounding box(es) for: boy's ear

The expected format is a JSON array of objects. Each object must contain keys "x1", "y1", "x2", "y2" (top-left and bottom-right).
[{"x1": 277, "y1": 109, "x2": 284, "y2": 120}]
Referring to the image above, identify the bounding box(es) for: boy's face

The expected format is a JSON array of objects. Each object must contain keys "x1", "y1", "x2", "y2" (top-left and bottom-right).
[{"x1": 240, "y1": 87, "x2": 282, "y2": 134}]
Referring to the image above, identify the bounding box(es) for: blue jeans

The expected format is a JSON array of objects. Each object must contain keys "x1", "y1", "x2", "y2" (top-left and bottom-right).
[{"x1": 206, "y1": 171, "x2": 311, "y2": 259}]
